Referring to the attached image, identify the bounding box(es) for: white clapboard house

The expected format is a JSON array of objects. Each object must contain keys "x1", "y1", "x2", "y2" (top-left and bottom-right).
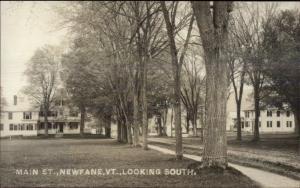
[
  {"x1": 227, "y1": 108, "x2": 295, "y2": 133},
  {"x1": 0, "y1": 94, "x2": 81, "y2": 137}
]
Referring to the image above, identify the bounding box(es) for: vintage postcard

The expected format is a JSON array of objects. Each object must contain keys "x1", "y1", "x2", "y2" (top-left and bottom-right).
[{"x1": 1, "y1": 1, "x2": 299, "y2": 188}]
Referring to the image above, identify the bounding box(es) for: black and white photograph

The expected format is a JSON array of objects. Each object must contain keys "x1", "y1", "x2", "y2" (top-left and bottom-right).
[{"x1": 0, "y1": 1, "x2": 299, "y2": 187}]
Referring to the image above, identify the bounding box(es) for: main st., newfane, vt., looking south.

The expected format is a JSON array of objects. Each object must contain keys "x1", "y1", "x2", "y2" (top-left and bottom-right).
[{"x1": 1, "y1": 1, "x2": 300, "y2": 188}]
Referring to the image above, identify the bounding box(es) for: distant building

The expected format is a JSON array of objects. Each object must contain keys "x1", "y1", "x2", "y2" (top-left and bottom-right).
[
  {"x1": 1, "y1": 94, "x2": 39, "y2": 137},
  {"x1": 0, "y1": 93, "x2": 82, "y2": 137},
  {"x1": 148, "y1": 106, "x2": 204, "y2": 137},
  {"x1": 227, "y1": 108, "x2": 295, "y2": 133}
]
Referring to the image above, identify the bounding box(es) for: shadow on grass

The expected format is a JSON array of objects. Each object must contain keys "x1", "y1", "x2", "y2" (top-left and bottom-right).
[
  {"x1": 188, "y1": 162, "x2": 242, "y2": 175},
  {"x1": 186, "y1": 162, "x2": 260, "y2": 188},
  {"x1": 1, "y1": 134, "x2": 112, "y2": 140}
]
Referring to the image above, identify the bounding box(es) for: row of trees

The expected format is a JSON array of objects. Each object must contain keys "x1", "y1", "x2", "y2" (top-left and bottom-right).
[
  {"x1": 228, "y1": 3, "x2": 300, "y2": 141},
  {"x1": 23, "y1": 2, "x2": 299, "y2": 169}
]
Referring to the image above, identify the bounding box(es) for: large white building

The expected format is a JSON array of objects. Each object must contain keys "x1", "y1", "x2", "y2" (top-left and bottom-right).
[
  {"x1": 226, "y1": 87, "x2": 296, "y2": 134},
  {"x1": 227, "y1": 108, "x2": 295, "y2": 133},
  {"x1": 0, "y1": 94, "x2": 81, "y2": 137},
  {"x1": 1, "y1": 95, "x2": 39, "y2": 137}
]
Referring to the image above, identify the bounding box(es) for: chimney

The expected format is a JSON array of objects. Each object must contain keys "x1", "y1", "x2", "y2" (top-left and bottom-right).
[{"x1": 14, "y1": 95, "x2": 17, "y2": 105}]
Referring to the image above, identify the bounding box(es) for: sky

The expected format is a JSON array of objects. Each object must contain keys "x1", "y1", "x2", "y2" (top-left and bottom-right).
[
  {"x1": 1, "y1": 1, "x2": 67, "y2": 103},
  {"x1": 1, "y1": 1, "x2": 300, "y2": 107}
]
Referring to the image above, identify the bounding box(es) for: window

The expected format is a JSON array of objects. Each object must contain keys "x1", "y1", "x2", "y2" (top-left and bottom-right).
[
  {"x1": 0, "y1": 124, "x2": 3, "y2": 131},
  {"x1": 14, "y1": 95, "x2": 17, "y2": 105},
  {"x1": 267, "y1": 121, "x2": 273, "y2": 128},
  {"x1": 40, "y1": 111, "x2": 57, "y2": 117},
  {"x1": 286, "y1": 121, "x2": 292, "y2": 128},
  {"x1": 245, "y1": 121, "x2": 249, "y2": 127},
  {"x1": 9, "y1": 124, "x2": 13, "y2": 130},
  {"x1": 286, "y1": 111, "x2": 290, "y2": 117},
  {"x1": 20, "y1": 124, "x2": 25, "y2": 130},
  {"x1": 277, "y1": 121, "x2": 280, "y2": 128},
  {"x1": 267, "y1": 110, "x2": 272, "y2": 117},
  {"x1": 69, "y1": 122, "x2": 78, "y2": 129},
  {"x1": 8, "y1": 112, "x2": 13, "y2": 120},
  {"x1": 28, "y1": 124, "x2": 33, "y2": 130},
  {"x1": 277, "y1": 111, "x2": 280, "y2": 117},
  {"x1": 245, "y1": 111, "x2": 250, "y2": 118},
  {"x1": 23, "y1": 112, "x2": 32, "y2": 120},
  {"x1": 13, "y1": 124, "x2": 18, "y2": 131},
  {"x1": 39, "y1": 123, "x2": 52, "y2": 129},
  {"x1": 259, "y1": 121, "x2": 261, "y2": 127}
]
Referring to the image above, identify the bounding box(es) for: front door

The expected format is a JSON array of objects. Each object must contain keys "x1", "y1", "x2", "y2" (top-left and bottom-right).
[{"x1": 59, "y1": 123, "x2": 64, "y2": 133}]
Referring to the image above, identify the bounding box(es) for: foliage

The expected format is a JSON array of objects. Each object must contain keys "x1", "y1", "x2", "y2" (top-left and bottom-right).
[
  {"x1": 262, "y1": 9, "x2": 300, "y2": 110},
  {"x1": 23, "y1": 45, "x2": 61, "y2": 109}
]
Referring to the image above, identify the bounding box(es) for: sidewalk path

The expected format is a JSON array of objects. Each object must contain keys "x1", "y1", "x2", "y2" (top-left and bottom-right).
[
  {"x1": 148, "y1": 144, "x2": 300, "y2": 188},
  {"x1": 149, "y1": 137, "x2": 300, "y2": 170}
]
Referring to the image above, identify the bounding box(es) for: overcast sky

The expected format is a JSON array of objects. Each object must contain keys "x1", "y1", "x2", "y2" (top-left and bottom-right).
[
  {"x1": 1, "y1": 1, "x2": 67, "y2": 102},
  {"x1": 1, "y1": 1, "x2": 300, "y2": 105}
]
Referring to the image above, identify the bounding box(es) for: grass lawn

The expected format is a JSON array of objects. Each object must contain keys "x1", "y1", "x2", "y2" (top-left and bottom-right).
[
  {"x1": 0, "y1": 139, "x2": 259, "y2": 187},
  {"x1": 149, "y1": 134, "x2": 300, "y2": 180},
  {"x1": 1, "y1": 133, "x2": 109, "y2": 139}
]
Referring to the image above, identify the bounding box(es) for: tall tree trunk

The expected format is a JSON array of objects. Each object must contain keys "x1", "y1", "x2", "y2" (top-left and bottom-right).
[
  {"x1": 236, "y1": 100, "x2": 242, "y2": 141},
  {"x1": 253, "y1": 85, "x2": 260, "y2": 141},
  {"x1": 200, "y1": 107, "x2": 205, "y2": 141},
  {"x1": 122, "y1": 120, "x2": 128, "y2": 143},
  {"x1": 174, "y1": 65, "x2": 183, "y2": 159},
  {"x1": 162, "y1": 107, "x2": 168, "y2": 136},
  {"x1": 133, "y1": 92, "x2": 140, "y2": 146},
  {"x1": 127, "y1": 123, "x2": 133, "y2": 144},
  {"x1": 157, "y1": 115, "x2": 162, "y2": 136},
  {"x1": 170, "y1": 106, "x2": 174, "y2": 137},
  {"x1": 192, "y1": 110, "x2": 197, "y2": 136},
  {"x1": 202, "y1": 56, "x2": 228, "y2": 168},
  {"x1": 295, "y1": 110, "x2": 300, "y2": 136},
  {"x1": 128, "y1": 122, "x2": 133, "y2": 144},
  {"x1": 296, "y1": 113, "x2": 300, "y2": 137},
  {"x1": 291, "y1": 106, "x2": 300, "y2": 136},
  {"x1": 80, "y1": 106, "x2": 85, "y2": 137},
  {"x1": 117, "y1": 119, "x2": 121, "y2": 142},
  {"x1": 44, "y1": 105, "x2": 48, "y2": 137},
  {"x1": 105, "y1": 115, "x2": 111, "y2": 138},
  {"x1": 192, "y1": 1, "x2": 233, "y2": 168},
  {"x1": 161, "y1": 1, "x2": 190, "y2": 160},
  {"x1": 186, "y1": 111, "x2": 190, "y2": 134},
  {"x1": 141, "y1": 57, "x2": 148, "y2": 150},
  {"x1": 234, "y1": 66, "x2": 245, "y2": 141}
]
